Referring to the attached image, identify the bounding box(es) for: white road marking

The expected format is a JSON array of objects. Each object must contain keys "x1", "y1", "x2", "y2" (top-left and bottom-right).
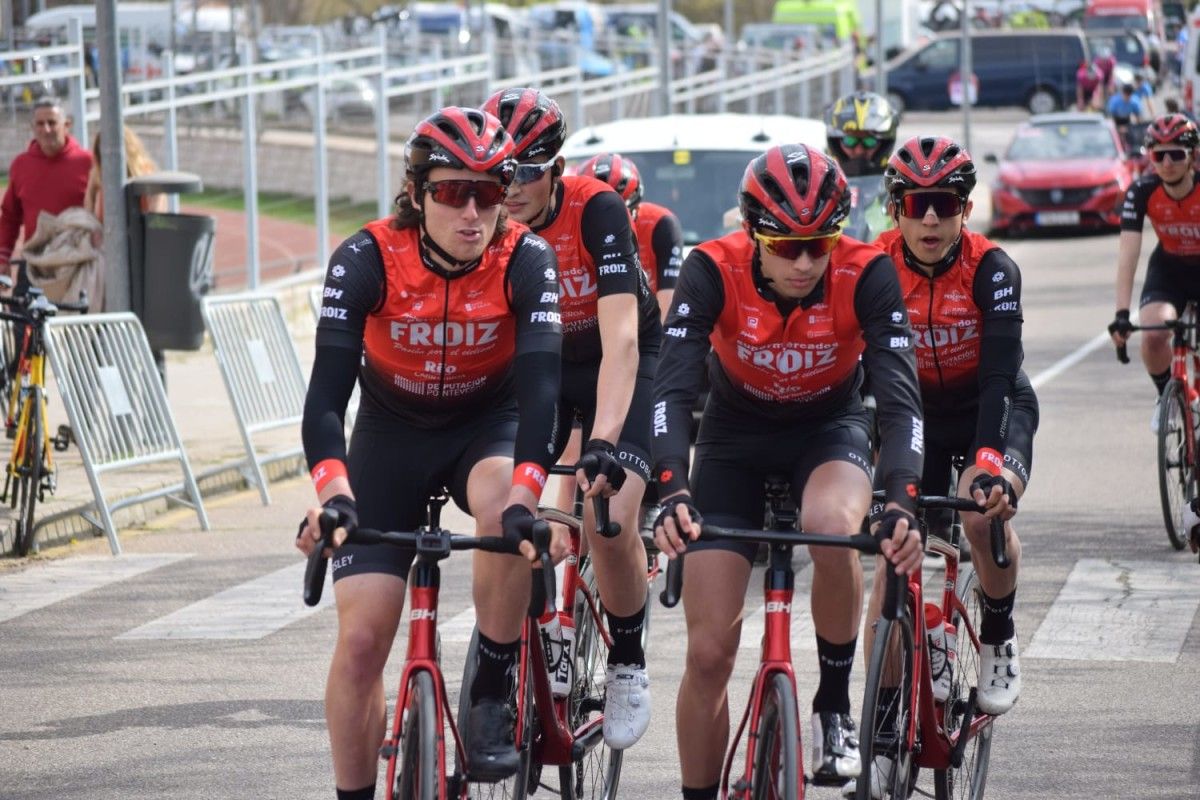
[
  {"x1": 1027, "y1": 558, "x2": 1200, "y2": 662},
  {"x1": 117, "y1": 561, "x2": 331, "y2": 640},
  {"x1": 0, "y1": 554, "x2": 191, "y2": 624},
  {"x1": 439, "y1": 607, "x2": 478, "y2": 643},
  {"x1": 1030, "y1": 330, "x2": 1111, "y2": 391}
]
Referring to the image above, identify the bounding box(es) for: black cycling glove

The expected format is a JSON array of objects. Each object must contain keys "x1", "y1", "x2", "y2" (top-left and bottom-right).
[
  {"x1": 501, "y1": 504, "x2": 536, "y2": 549},
  {"x1": 969, "y1": 474, "x2": 1017, "y2": 510},
  {"x1": 575, "y1": 438, "x2": 627, "y2": 492},
  {"x1": 653, "y1": 496, "x2": 703, "y2": 536},
  {"x1": 1107, "y1": 308, "x2": 1132, "y2": 337},
  {"x1": 297, "y1": 494, "x2": 358, "y2": 544},
  {"x1": 874, "y1": 507, "x2": 919, "y2": 549}
]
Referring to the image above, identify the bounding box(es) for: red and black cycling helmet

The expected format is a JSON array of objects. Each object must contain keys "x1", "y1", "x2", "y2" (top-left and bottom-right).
[
  {"x1": 482, "y1": 87, "x2": 568, "y2": 161},
  {"x1": 404, "y1": 107, "x2": 516, "y2": 185},
  {"x1": 738, "y1": 143, "x2": 850, "y2": 236},
  {"x1": 1144, "y1": 113, "x2": 1200, "y2": 150},
  {"x1": 577, "y1": 152, "x2": 643, "y2": 209},
  {"x1": 884, "y1": 135, "x2": 977, "y2": 199}
]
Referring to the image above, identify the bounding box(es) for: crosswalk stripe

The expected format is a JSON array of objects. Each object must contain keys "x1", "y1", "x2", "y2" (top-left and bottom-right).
[
  {"x1": 1027, "y1": 558, "x2": 1200, "y2": 662},
  {"x1": 0, "y1": 554, "x2": 193, "y2": 624},
  {"x1": 117, "y1": 561, "x2": 332, "y2": 640}
]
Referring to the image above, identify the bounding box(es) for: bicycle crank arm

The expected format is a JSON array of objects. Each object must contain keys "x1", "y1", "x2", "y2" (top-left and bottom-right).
[
  {"x1": 948, "y1": 688, "x2": 979, "y2": 769},
  {"x1": 570, "y1": 723, "x2": 605, "y2": 762}
]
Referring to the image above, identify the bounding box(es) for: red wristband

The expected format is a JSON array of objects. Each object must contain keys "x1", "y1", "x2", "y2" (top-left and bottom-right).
[
  {"x1": 975, "y1": 448, "x2": 1003, "y2": 477},
  {"x1": 512, "y1": 462, "x2": 548, "y2": 496},
  {"x1": 311, "y1": 459, "x2": 348, "y2": 493}
]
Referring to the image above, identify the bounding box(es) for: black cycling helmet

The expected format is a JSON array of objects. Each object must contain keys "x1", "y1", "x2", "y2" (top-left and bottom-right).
[
  {"x1": 885, "y1": 136, "x2": 977, "y2": 199},
  {"x1": 1145, "y1": 113, "x2": 1200, "y2": 150},
  {"x1": 482, "y1": 87, "x2": 568, "y2": 161},
  {"x1": 404, "y1": 107, "x2": 516, "y2": 186},
  {"x1": 739, "y1": 143, "x2": 850, "y2": 237},
  {"x1": 825, "y1": 91, "x2": 900, "y2": 176}
]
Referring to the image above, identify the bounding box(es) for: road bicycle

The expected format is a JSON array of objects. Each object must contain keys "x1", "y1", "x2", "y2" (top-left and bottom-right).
[
  {"x1": 855, "y1": 494, "x2": 1010, "y2": 800},
  {"x1": 303, "y1": 495, "x2": 558, "y2": 800},
  {"x1": 658, "y1": 475, "x2": 889, "y2": 800},
  {"x1": 0, "y1": 281, "x2": 87, "y2": 555},
  {"x1": 1117, "y1": 302, "x2": 1200, "y2": 550},
  {"x1": 458, "y1": 464, "x2": 661, "y2": 800}
]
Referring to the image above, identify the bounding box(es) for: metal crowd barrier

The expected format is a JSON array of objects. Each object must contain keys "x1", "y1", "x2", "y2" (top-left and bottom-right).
[
  {"x1": 43, "y1": 313, "x2": 210, "y2": 555},
  {"x1": 201, "y1": 293, "x2": 307, "y2": 505}
]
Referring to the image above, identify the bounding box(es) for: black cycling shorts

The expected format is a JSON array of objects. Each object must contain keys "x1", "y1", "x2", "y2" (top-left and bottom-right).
[
  {"x1": 1139, "y1": 246, "x2": 1200, "y2": 313},
  {"x1": 553, "y1": 356, "x2": 656, "y2": 483},
  {"x1": 686, "y1": 403, "x2": 874, "y2": 564},
  {"x1": 330, "y1": 395, "x2": 518, "y2": 583}
]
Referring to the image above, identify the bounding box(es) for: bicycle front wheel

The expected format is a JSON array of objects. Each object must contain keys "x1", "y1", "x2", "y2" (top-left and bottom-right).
[
  {"x1": 749, "y1": 672, "x2": 800, "y2": 800},
  {"x1": 1157, "y1": 380, "x2": 1194, "y2": 550},
  {"x1": 457, "y1": 626, "x2": 535, "y2": 800},
  {"x1": 393, "y1": 671, "x2": 439, "y2": 800},
  {"x1": 857, "y1": 614, "x2": 916, "y2": 800},
  {"x1": 560, "y1": 561, "x2": 621, "y2": 800},
  {"x1": 934, "y1": 565, "x2": 993, "y2": 800},
  {"x1": 12, "y1": 388, "x2": 43, "y2": 557}
]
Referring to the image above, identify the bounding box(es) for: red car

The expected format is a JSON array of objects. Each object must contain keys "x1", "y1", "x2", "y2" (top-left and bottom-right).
[{"x1": 986, "y1": 112, "x2": 1141, "y2": 236}]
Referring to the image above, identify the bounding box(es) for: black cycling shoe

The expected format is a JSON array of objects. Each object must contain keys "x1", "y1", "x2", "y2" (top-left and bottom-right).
[
  {"x1": 810, "y1": 711, "x2": 862, "y2": 786},
  {"x1": 465, "y1": 698, "x2": 519, "y2": 782}
]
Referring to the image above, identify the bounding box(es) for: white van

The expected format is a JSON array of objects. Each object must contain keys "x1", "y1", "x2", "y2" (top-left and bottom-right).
[{"x1": 561, "y1": 113, "x2": 826, "y2": 248}]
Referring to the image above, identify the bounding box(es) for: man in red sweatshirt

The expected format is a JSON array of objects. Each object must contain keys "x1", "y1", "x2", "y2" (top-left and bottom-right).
[{"x1": 0, "y1": 97, "x2": 93, "y2": 280}]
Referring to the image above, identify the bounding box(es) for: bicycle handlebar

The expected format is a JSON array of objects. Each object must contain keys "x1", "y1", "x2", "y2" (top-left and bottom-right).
[
  {"x1": 303, "y1": 509, "x2": 557, "y2": 613},
  {"x1": 1113, "y1": 319, "x2": 1198, "y2": 364},
  {"x1": 548, "y1": 463, "x2": 621, "y2": 538}
]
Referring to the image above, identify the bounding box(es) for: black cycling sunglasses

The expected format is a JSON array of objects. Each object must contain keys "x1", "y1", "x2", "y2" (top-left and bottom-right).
[
  {"x1": 898, "y1": 191, "x2": 964, "y2": 219},
  {"x1": 513, "y1": 161, "x2": 556, "y2": 185},
  {"x1": 842, "y1": 134, "x2": 880, "y2": 149},
  {"x1": 1150, "y1": 148, "x2": 1189, "y2": 164},
  {"x1": 425, "y1": 179, "x2": 507, "y2": 209}
]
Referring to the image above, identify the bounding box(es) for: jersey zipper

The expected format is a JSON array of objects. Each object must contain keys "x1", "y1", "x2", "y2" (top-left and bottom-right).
[
  {"x1": 437, "y1": 277, "x2": 450, "y2": 399},
  {"x1": 927, "y1": 277, "x2": 946, "y2": 391}
]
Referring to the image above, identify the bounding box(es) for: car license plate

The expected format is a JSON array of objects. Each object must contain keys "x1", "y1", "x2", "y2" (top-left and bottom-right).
[{"x1": 1036, "y1": 211, "x2": 1080, "y2": 226}]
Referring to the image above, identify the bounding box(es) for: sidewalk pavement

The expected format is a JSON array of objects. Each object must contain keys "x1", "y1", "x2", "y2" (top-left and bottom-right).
[{"x1": 0, "y1": 208, "x2": 337, "y2": 562}]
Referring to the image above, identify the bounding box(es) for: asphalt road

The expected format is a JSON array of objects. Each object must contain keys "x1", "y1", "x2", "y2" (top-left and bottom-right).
[{"x1": 2, "y1": 109, "x2": 1200, "y2": 800}]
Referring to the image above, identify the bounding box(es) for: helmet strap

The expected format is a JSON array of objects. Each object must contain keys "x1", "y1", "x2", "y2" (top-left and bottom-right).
[
  {"x1": 418, "y1": 221, "x2": 482, "y2": 276},
  {"x1": 900, "y1": 232, "x2": 963, "y2": 278}
]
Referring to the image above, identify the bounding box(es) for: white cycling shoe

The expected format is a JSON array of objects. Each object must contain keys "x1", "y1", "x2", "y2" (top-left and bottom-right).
[
  {"x1": 978, "y1": 636, "x2": 1021, "y2": 715},
  {"x1": 603, "y1": 663, "x2": 650, "y2": 750},
  {"x1": 841, "y1": 756, "x2": 894, "y2": 800}
]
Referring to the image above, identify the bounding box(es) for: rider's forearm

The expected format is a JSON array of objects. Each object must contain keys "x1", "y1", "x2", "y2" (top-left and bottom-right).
[
  {"x1": 591, "y1": 337, "x2": 637, "y2": 444},
  {"x1": 1114, "y1": 231, "x2": 1142, "y2": 310}
]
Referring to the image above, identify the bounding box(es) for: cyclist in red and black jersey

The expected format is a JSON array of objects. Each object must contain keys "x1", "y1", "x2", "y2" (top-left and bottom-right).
[
  {"x1": 651, "y1": 143, "x2": 925, "y2": 798},
  {"x1": 872, "y1": 136, "x2": 1035, "y2": 728},
  {"x1": 295, "y1": 108, "x2": 562, "y2": 796},
  {"x1": 484, "y1": 87, "x2": 661, "y2": 750},
  {"x1": 577, "y1": 151, "x2": 683, "y2": 320},
  {"x1": 1110, "y1": 114, "x2": 1200, "y2": 428}
]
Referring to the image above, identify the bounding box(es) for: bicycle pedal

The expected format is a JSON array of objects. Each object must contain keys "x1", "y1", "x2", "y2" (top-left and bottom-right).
[{"x1": 378, "y1": 743, "x2": 398, "y2": 760}]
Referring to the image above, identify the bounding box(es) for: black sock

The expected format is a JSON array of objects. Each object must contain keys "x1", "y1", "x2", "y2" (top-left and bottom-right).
[
  {"x1": 606, "y1": 603, "x2": 646, "y2": 667},
  {"x1": 979, "y1": 589, "x2": 1016, "y2": 645},
  {"x1": 681, "y1": 782, "x2": 720, "y2": 800},
  {"x1": 336, "y1": 786, "x2": 375, "y2": 800},
  {"x1": 1152, "y1": 369, "x2": 1172, "y2": 395},
  {"x1": 469, "y1": 632, "x2": 519, "y2": 703},
  {"x1": 812, "y1": 635, "x2": 856, "y2": 715}
]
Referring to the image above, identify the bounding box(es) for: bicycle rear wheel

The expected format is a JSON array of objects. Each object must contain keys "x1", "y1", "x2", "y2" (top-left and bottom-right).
[
  {"x1": 934, "y1": 566, "x2": 993, "y2": 800},
  {"x1": 393, "y1": 671, "x2": 439, "y2": 800},
  {"x1": 456, "y1": 626, "x2": 535, "y2": 800},
  {"x1": 12, "y1": 389, "x2": 42, "y2": 557},
  {"x1": 749, "y1": 672, "x2": 800, "y2": 800},
  {"x1": 1157, "y1": 380, "x2": 1194, "y2": 550},
  {"x1": 857, "y1": 615, "x2": 916, "y2": 800},
  {"x1": 559, "y1": 561, "x2": 621, "y2": 800}
]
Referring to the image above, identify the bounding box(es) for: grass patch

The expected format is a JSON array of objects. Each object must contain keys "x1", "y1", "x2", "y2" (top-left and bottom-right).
[{"x1": 181, "y1": 189, "x2": 384, "y2": 238}]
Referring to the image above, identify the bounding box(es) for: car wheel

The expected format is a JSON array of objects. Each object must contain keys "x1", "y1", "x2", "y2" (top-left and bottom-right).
[
  {"x1": 886, "y1": 90, "x2": 907, "y2": 115},
  {"x1": 1027, "y1": 87, "x2": 1059, "y2": 115}
]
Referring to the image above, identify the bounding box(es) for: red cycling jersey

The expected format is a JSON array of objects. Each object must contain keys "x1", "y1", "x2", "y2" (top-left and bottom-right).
[
  {"x1": 1121, "y1": 171, "x2": 1200, "y2": 256},
  {"x1": 633, "y1": 201, "x2": 683, "y2": 294}
]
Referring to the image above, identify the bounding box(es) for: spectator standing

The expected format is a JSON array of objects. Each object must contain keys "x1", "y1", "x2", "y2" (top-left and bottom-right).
[
  {"x1": 0, "y1": 97, "x2": 92, "y2": 282},
  {"x1": 84, "y1": 127, "x2": 167, "y2": 221}
]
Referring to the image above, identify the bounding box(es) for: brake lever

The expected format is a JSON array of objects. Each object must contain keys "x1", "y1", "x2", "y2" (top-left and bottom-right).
[
  {"x1": 532, "y1": 519, "x2": 556, "y2": 616},
  {"x1": 303, "y1": 509, "x2": 338, "y2": 607}
]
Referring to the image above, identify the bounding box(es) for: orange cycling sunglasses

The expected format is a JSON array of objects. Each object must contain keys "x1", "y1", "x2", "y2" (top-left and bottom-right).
[{"x1": 752, "y1": 230, "x2": 842, "y2": 260}]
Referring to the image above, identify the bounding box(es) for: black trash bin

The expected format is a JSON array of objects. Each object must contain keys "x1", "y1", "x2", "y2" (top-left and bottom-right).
[{"x1": 125, "y1": 172, "x2": 214, "y2": 352}]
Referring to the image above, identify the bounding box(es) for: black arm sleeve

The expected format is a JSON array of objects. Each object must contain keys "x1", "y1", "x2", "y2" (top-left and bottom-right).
[
  {"x1": 972, "y1": 249, "x2": 1024, "y2": 462},
  {"x1": 507, "y1": 232, "x2": 563, "y2": 472},
  {"x1": 855, "y1": 255, "x2": 924, "y2": 510},
  {"x1": 651, "y1": 213, "x2": 684, "y2": 292},
  {"x1": 302, "y1": 231, "x2": 385, "y2": 470},
  {"x1": 581, "y1": 190, "x2": 641, "y2": 298},
  {"x1": 651, "y1": 250, "x2": 724, "y2": 496}
]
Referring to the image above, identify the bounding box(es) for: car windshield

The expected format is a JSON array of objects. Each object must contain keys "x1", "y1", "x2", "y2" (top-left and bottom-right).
[
  {"x1": 1083, "y1": 14, "x2": 1149, "y2": 33},
  {"x1": 1006, "y1": 123, "x2": 1119, "y2": 161},
  {"x1": 582, "y1": 149, "x2": 756, "y2": 244}
]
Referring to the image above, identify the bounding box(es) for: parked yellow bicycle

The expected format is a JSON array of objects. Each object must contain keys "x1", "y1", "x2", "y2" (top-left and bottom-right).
[{"x1": 0, "y1": 281, "x2": 87, "y2": 556}]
